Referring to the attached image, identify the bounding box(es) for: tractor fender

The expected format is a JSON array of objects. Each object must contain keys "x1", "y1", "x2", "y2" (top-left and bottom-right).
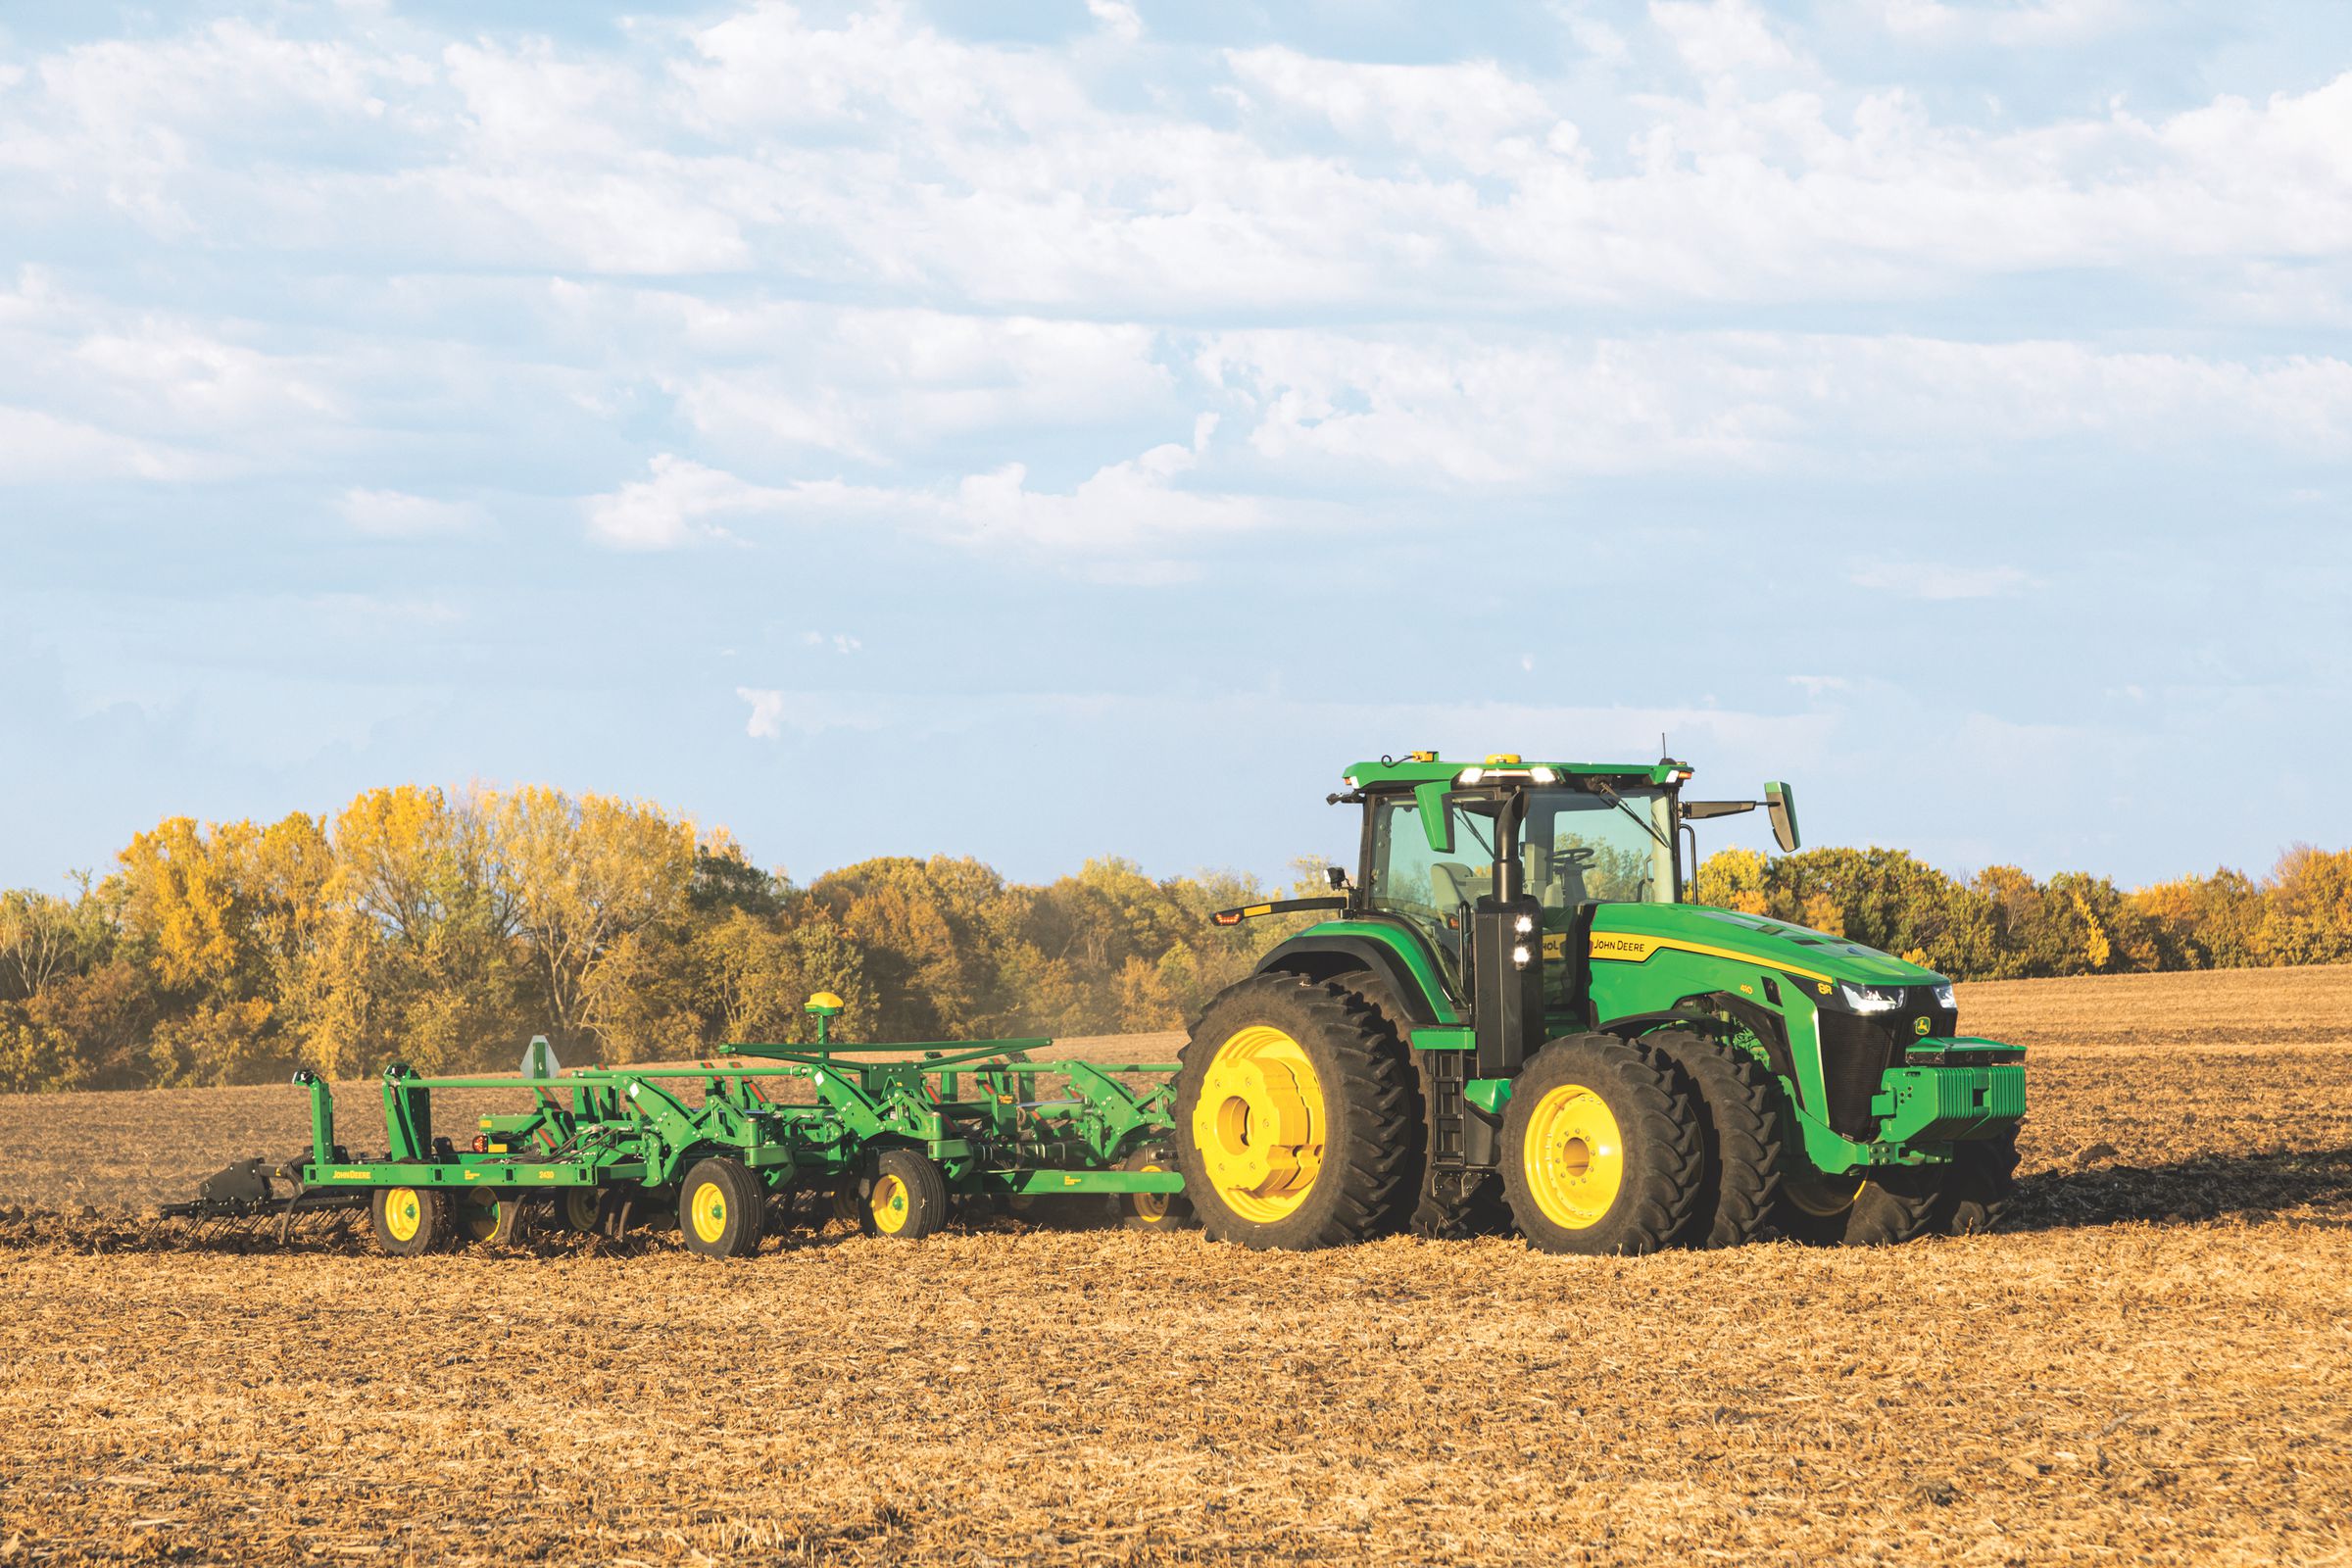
[{"x1": 1254, "y1": 933, "x2": 1445, "y2": 1026}]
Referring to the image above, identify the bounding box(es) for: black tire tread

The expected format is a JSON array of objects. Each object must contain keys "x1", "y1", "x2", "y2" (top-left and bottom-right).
[
  {"x1": 1936, "y1": 1128, "x2": 2022, "y2": 1236},
  {"x1": 1499, "y1": 1033, "x2": 1704, "y2": 1256},
  {"x1": 1642, "y1": 1029, "x2": 1785, "y2": 1250},
  {"x1": 1176, "y1": 971, "x2": 1418, "y2": 1250}
]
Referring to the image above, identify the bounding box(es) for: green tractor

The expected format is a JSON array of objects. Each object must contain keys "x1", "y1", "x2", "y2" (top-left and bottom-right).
[{"x1": 1182, "y1": 752, "x2": 2025, "y2": 1254}]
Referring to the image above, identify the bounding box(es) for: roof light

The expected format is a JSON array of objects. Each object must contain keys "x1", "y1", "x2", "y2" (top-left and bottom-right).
[
  {"x1": 1457, "y1": 766, "x2": 1485, "y2": 785},
  {"x1": 1345, "y1": 774, "x2": 1359, "y2": 788},
  {"x1": 1486, "y1": 753, "x2": 1523, "y2": 765},
  {"x1": 1531, "y1": 765, "x2": 1558, "y2": 784}
]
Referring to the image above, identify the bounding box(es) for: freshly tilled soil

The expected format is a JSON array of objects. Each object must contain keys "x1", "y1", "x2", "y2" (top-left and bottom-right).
[{"x1": 0, "y1": 969, "x2": 2346, "y2": 1566}]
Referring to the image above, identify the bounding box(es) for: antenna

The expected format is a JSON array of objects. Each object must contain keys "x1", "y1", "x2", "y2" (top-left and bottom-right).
[{"x1": 1659, "y1": 730, "x2": 1669, "y2": 761}]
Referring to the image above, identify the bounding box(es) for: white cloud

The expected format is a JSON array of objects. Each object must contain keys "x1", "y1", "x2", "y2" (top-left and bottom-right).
[
  {"x1": 1848, "y1": 562, "x2": 2038, "y2": 600},
  {"x1": 1649, "y1": 0, "x2": 1807, "y2": 84},
  {"x1": 1199, "y1": 328, "x2": 2352, "y2": 486},
  {"x1": 1085, "y1": 0, "x2": 1144, "y2": 44},
  {"x1": 1873, "y1": 0, "x2": 2134, "y2": 48},
  {"x1": 584, "y1": 454, "x2": 788, "y2": 549},
  {"x1": 583, "y1": 420, "x2": 1280, "y2": 565},
  {"x1": 737, "y1": 686, "x2": 787, "y2": 739},
  {"x1": 0, "y1": 406, "x2": 219, "y2": 483},
  {"x1": 339, "y1": 488, "x2": 483, "y2": 537}
]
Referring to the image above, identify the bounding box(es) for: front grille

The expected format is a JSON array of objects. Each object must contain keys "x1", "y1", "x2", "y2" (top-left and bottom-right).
[{"x1": 1816, "y1": 1011, "x2": 1903, "y2": 1138}]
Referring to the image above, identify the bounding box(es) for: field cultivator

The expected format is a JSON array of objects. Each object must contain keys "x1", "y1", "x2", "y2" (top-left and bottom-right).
[{"x1": 163, "y1": 997, "x2": 1191, "y2": 1257}]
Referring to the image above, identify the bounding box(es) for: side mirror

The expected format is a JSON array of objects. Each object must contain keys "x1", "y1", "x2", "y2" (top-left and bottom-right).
[
  {"x1": 1325, "y1": 865, "x2": 1351, "y2": 892},
  {"x1": 1765, "y1": 781, "x2": 1800, "y2": 853}
]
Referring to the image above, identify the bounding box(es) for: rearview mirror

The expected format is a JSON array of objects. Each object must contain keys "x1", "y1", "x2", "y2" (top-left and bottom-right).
[{"x1": 1765, "y1": 781, "x2": 1799, "y2": 853}]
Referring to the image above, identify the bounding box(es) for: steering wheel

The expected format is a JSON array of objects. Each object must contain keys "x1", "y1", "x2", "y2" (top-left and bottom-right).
[{"x1": 1556, "y1": 846, "x2": 1598, "y2": 867}]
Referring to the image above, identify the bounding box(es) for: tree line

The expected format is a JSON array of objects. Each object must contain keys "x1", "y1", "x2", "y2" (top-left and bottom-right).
[{"x1": 0, "y1": 784, "x2": 2345, "y2": 1092}]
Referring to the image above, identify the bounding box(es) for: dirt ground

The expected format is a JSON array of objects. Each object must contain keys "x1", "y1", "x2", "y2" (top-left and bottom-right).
[{"x1": 0, "y1": 967, "x2": 2347, "y2": 1566}]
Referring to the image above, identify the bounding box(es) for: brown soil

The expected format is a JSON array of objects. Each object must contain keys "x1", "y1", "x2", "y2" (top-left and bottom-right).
[{"x1": 0, "y1": 969, "x2": 2346, "y2": 1566}]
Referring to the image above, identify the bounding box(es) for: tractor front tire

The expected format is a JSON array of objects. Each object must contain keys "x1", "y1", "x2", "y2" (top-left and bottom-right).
[
  {"x1": 1934, "y1": 1129, "x2": 2022, "y2": 1236},
  {"x1": 1175, "y1": 972, "x2": 1416, "y2": 1250},
  {"x1": 1642, "y1": 1029, "x2": 1784, "y2": 1250},
  {"x1": 679, "y1": 1156, "x2": 764, "y2": 1258},
  {"x1": 1499, "y1": 1034, "x2": 1703, "y2": 1256},
  {"x1": 1773, "y1": 1165, "x2": 1940, "y2": 1247}
]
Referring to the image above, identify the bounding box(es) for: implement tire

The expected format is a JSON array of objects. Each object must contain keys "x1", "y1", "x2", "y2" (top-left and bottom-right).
[
  {"x1": 679, "y1": 1156, "x2": 764, "y2": 1258},
  {"x1": 1113, "y1": 1142, "x2": 1197, "y2": 1232},
  {"x1": 1774, "y1": 1164, "x2": 1940, "y2": 1247},
  {"x1": 1642, "y1": 1029, "x2": 1784, "y2": 1250},
  {"x1": 1935, "y1": 1129, "x2": 2022, "y2": 1236},
  {"x1": 370, "y1": 1186, "x2": 448, "y2": 1256},
  {"x1": 1176, "y1": 972, "x2": 1416, "y2": 1250},
  {"x1": 861, "y1": 1148, "x2": 949, "y2": 1241},
  {"x1": 1500, "y1": 1034, "x2": 1702, "y2": 1256}
]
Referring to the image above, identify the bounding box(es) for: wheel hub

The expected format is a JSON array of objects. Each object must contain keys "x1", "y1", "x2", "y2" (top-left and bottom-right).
[
  {"x1": 1192, "y1": 1025, "x2": 1324, "y2": 1221},
  {"x1": 1523, "y1": 1085, "x2": 1626, "y2": 1230}
]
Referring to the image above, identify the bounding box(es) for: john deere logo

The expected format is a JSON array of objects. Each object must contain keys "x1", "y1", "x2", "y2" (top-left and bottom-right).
[{"x1": 1914, "y1": 1016, "x2": 1931, "y2": 1036}]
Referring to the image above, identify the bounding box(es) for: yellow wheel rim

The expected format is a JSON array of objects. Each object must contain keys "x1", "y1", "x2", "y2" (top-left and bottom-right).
[
  {"x1": 870, "y1": 1174, "x2": 911, "y2": 1235},
  {"x1": 1523, "y1": 1084, "x2": 1627, "y2": 1230},
  {"x1": 1784, "y1": 1170, "x2": 1867, "y2": 1217},
  {"x1": 384, "y1": 1188, "x2": 422, "y2": 1244},
  {"x1": 1131, "y1": 1161, "x2": 1170, "y2": 1222},
  {"x1": 1192, "y1": 1025, "x2": 1324, "y2": 1222},
  {"x1": 689, "y1": 1179, "x2": 729, "y2": 1245}
]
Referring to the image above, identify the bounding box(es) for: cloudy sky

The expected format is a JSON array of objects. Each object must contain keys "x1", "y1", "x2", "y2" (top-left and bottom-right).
[{"x1": 3, "y1": 0, "x2": 2347, "y2": 894}]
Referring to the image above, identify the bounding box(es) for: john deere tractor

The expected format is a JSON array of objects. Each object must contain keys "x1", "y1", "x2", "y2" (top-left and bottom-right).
[{"x1": 1181, "y1": 753, "x2": 2025, "y2": 1254}]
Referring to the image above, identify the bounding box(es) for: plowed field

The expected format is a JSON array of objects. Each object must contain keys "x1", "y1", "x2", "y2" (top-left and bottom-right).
[{"x1": 2, "y1": 967, "x2": 2347, "y2": 1566}]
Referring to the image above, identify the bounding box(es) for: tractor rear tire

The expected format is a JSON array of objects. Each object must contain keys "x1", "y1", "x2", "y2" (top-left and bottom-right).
[
  {"x1": 1934, "y1": 1129, "x2": 2022, "y2": 1236},
  {"x1": 861, "y1": 1148, "x2": 949, "y2": 1240},
  {"x1": 1113, "y1": 1142, "x2": 1197, "y2": 1232},
  {"x1": 1500, "y1": 1034, "x2": 1703, "y2": 1256},
  {"x1": 1642, "y1": 1030, "x2": 1784, "y2": 1250},
  {"x1": 1175, "y1": 972, "x2": 1416, "y2": 1250},
  {"x1": 679, "y1": 1156, "x2": 764, "y2": 1258},
  {"x1": 370, "y1": 1186, "x2": 449, "y2": 1256},
  {"x1": 1773, "y1": 1165, "x2": 1940, "y2": 1247}
]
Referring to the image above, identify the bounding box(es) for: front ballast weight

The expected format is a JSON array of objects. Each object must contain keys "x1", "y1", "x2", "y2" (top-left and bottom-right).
[{"x1": 201, "y1": 994, "x2": 1189, "y2": 1260}]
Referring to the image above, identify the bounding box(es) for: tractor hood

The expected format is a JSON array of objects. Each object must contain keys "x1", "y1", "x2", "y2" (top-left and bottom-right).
[{"x1": 1586, "y1": 903, "x2": 1946, "y2": 990}]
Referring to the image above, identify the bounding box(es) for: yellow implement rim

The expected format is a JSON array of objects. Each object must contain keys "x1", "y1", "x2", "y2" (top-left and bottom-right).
[
  {"x1": 689, "y1": 1178, "x2": 730, "y2": 1245},
  {"x1": 464, "y1": 1193, "x2": 499, "y2": 1239},
  {"x1": 870, "y1": 1174, "x2": 911, "y2": 1235},
  {"x1": 384, "y1": 1187, "x2": 422, "y2": 1244},
  {"x1": 1192, "y1": 1025, "x2": 1324, "y2": 1223},
  {"x1": 1523, "y1": 1084, "x2": 1627, "y2": 1231},
  {"x1": 1130, "y1": 1160, "x2": 1170, "y2": 1221}
]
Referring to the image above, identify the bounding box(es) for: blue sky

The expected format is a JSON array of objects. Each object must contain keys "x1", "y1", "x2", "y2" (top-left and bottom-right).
[{"x1": 2, "y1": 0, "x2": 2347, "y2": 895}]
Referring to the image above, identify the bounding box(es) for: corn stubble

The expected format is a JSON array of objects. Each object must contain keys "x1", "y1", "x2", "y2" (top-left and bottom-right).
[{"x1": 0, "y1": 969, "x2": 2347, "y2": 1567}]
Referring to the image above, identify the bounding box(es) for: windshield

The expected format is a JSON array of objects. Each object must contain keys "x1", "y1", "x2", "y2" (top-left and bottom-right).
[{"x1": 1522, "y1": 786, "x2": 1678, "y2": 907}]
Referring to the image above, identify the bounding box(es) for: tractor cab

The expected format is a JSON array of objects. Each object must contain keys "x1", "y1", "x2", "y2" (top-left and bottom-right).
[{"x1": 1355, "y1": 754, "x2": 1687, "y2": 993}]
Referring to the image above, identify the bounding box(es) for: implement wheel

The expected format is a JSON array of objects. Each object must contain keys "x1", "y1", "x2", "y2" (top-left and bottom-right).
[
  {"x1": 1113, "y1": 1143, "x2": 1197, "y2": 1232},
  {"x1": 371, "y1": 1186, "x2": 448, "y2": 1256},
  {"x1": 559, "y1": 1188, "x2": 606, "y2": 1235},
  {"x1": 679, "y1": 1157, "x2": 764, "y2": 1258},
  {"x1": 1500, "y1": 1034, "x2": 1703, "y2": 1256},
  {"x1": 862, "y1": 1148, "x2": 948, "y2": 1240},
  {"x1": 1773, "y1": 1164, "x2": 1939, "y2": 1246},
  {"x1": 1175, "y1": 972, "x2": 1416, "y2": 1250},
  {"x1": 1642, "y1": 1029, "x2": 1785, "y2": 1250}
]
